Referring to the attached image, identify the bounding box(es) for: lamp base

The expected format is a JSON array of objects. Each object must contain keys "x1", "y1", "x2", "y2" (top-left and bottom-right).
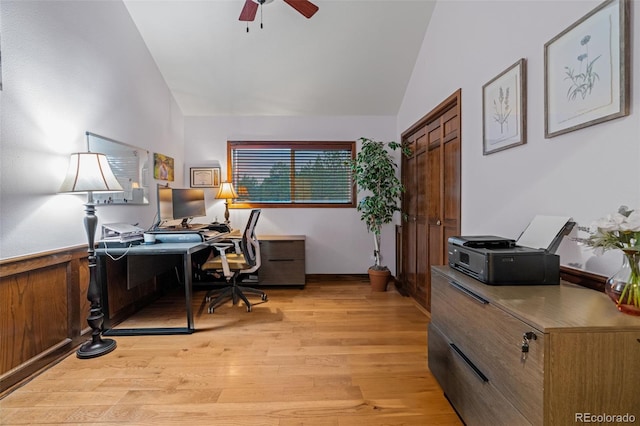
[
  {"x1": 224, "y1": 200, "x2": 230, "y2": 223},
  {"x1": 76, "y1": 337, "x2": 117, "y2": 359}
]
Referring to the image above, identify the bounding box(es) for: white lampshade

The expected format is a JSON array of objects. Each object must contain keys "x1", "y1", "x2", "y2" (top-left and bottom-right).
[
  {"x1": 59, "y1": 152, "x2": 124, "y2": 193},
  {"x1": 215, "y1": 182, "x2": 238, "y2": 200}
]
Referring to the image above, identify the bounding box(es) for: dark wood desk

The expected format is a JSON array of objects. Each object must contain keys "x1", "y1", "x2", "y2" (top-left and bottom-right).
[{"x1": 96, "y1": 239, "x2": 217, "y2": 335}]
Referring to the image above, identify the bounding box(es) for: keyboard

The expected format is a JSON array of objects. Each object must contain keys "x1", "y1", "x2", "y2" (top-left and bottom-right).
[
  {"x1": 187, "y1": 223, "x2": 209, "y2": 230},
  {"x1": 201, "y1": 230, "x2": 221, "y2": 240},
  {"x1": 150, "y1": 228, "x2": 200, "y2": 234},
  {"x1": 152, "y1": 224, "x2": 209, "y2": 233}
]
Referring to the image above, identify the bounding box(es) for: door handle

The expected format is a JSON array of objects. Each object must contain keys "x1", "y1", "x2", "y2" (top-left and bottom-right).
[{"x1": 436, "y1": 219, "x2": 441, "y2": 226}]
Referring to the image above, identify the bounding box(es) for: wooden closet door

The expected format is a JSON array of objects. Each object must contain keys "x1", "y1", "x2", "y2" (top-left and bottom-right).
[
  {"x1": 441, "y1": 106, "x2": 461, "y2": 263},
  {"x1": 402, "y1": 127, "x2": 427, "y2": 300},
  {"x1": 401, "y1": 126, "x2": 429, "y2": 308},
  {"x1": 425, "y1": 105, "x2": 460, "y2": 310},
  {"x1": 426, "y1": 120, "x2": 443, "y2": 311},
  {"x1": 402, "y1": 140, "x2": 417, "y2": 296},
  {"x1": 400, "y1": 90, "x2": 461, "y2": 311},
  {"x1": 414, "y1": 131, "x2": 429, "y2": 307},
  {"x1": 408, "y1": 128, "x2": 430, "y2": 306}
]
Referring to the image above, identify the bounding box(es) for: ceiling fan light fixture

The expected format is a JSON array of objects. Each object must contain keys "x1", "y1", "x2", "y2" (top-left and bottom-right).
[{"x1": 239, "y1": 0, "x2": 318, "y2": 28}]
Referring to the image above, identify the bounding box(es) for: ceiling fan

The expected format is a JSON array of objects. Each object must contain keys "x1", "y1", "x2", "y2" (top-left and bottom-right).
[{"x1": 239, "y1": 0, "x2": 319, "y2": 31}]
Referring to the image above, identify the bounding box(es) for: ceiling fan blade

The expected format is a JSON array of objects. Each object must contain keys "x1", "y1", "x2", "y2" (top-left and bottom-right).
[
  {"x1": 283, "y1": 0, "x2": 319, "y2": 19},
  {"x1": 239, "y1": 0, "x2": 259, "y2": 21}
]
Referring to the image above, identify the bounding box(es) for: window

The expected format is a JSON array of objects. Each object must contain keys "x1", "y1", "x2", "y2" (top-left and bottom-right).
[{"x1": 228, "y1": 141, "x2": 355, "y2": 208}]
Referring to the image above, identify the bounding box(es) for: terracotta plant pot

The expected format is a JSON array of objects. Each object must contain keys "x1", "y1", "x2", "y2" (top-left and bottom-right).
[{"x1": 368, "y1": 267, "x2": 391, "y2": 292}]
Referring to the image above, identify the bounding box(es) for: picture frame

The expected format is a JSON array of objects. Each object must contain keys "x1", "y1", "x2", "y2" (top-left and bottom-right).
[
  {"x1": 544, "y1": 0, "x2": 629, "y2": 138},
  {"x1": 153, "y1": 153, "x2": 174, "y2": 181},
  {"x1": 482, "y1": 58, "x2": 527, "y2": 155},
  {"x1": 190, "y1": 167, "x2": 221, "y2": 188}
]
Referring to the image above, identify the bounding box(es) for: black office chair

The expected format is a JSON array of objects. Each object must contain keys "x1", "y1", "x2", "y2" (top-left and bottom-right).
[{"x1": 201, "y1": 209, "x2": 267, "y2": 313}]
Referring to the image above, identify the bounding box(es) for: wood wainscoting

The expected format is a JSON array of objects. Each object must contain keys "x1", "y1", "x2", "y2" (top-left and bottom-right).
[
  {"x1": 0, "y1": 246, "x2": 161, "y2": 396},
  {"x1": 0, "y1": 246, "x2": 89, "y2": 395}
]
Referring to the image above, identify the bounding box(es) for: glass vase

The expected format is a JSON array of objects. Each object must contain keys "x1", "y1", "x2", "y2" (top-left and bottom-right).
[{"x1": 605, "y1": 251, "x2": 640, "y2": 316}]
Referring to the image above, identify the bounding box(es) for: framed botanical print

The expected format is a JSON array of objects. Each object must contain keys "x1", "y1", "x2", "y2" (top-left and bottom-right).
[
  {"x1": 190, "y1": 167, "x2": 221, "y2": 188},
  {"x1": 544, "y1": 0, "x2": 630, "y2": 138},
  {"x1": 482, "y1": 58, "x2": 527, "y2": 155}
]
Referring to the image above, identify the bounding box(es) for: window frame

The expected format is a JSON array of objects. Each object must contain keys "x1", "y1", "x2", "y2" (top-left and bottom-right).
[{"x1": 227, "y1": 140, "x2": 356, "y2": 209}]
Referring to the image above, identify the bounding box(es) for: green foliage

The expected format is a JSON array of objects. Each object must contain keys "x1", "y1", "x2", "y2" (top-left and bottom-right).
[
  {"x1": 347, "y1": 137, "x2": 410, "y2": 268},
  {"x1": 236, "y1": 152, "x2": 351, "y2": 203},
  {"x1": 296, "y1": 151, "x2": 352, "y2": 202}
]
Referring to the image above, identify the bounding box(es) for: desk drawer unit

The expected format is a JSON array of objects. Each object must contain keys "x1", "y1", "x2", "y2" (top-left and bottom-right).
[{"x1": 258, "y1": 235, "x2": 305, "y2": 286}]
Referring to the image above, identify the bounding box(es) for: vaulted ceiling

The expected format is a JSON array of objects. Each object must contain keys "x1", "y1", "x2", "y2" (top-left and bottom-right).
[{"x1": 123, "y1": 0, "x2": 436, "y2": 116}]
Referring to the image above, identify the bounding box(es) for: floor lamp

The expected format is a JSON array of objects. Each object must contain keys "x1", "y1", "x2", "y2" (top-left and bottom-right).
[{"x1": 59, "y1": 152, "x2": 123, "y2": 358}]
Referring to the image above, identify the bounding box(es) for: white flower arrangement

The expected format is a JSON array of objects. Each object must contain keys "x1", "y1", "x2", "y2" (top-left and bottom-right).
[
  {"x1": 576, "y1": 206, "x2": 640, "y2": 312},
  {"x1": 577, "y1": 206, "x2": 640, "y2": 255}
]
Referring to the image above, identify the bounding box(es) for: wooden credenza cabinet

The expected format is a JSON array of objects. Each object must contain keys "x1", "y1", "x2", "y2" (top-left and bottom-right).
[
  {"x1": 258, "y1": 235, "x2": 305, "y2": 287},
  {"x1": 429, "y1": 266, "x2": 640, "y2": 426}
]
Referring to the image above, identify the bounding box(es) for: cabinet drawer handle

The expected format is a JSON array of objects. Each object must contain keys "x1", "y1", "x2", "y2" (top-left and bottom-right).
[
  {"x1": 450, "y1": 343, "x2": 489, "y2": 383},
  {"x1": 269, "y1": 259, "x2": 295, "y2": 262},
  {"x1": 449, "y1": 280, "x2": 489, "y2": 305}
]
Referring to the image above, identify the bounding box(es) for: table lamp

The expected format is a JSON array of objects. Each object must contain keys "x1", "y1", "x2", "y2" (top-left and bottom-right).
[
  {"x1": 215, "y1": 182, "x2": 238, "y2": 225},
  {"x1": 59, "y1": 152, "x2": 123, "y2": 358}
]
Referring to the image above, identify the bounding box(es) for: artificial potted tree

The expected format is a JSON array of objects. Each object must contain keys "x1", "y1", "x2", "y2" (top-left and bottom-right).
[{"x1": 348, "y1": 137, "x2": 410, "y2": 291}]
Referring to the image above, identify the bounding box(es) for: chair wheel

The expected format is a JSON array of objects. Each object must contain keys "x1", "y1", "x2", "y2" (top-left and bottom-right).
[
  {"x1": 208, "y1": 307, "x2": 214, "y2": 314},
  {"x1": 247, "y1": 305, "x2": 252, "y2": 312},
  {"x1": 206, "y1": 296, "x2": 211, "y2": 302},
  {"x1": 261, "y1": 294, "x2": 268, "y2": 301}
]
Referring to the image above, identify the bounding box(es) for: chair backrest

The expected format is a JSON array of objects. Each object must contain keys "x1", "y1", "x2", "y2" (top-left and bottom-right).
[{"x1": 240, "y1": 209, "x2": 261, "y2": 268}]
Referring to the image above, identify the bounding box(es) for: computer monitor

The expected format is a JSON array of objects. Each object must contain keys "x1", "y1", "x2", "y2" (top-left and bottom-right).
[
  {"x1": 157, "y1": 187, "x2": 174, "y2": 223},
  {"x1": 157, "y1": 187, "x2": 207, "y2": 228}
]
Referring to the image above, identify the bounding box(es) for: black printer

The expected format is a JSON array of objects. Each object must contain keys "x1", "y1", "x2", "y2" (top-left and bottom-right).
[{"x1": 448, "y1": 216, "x2": 574, "y2": 286}]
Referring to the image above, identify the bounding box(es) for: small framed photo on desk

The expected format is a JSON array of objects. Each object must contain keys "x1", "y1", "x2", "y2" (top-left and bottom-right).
[{"x1": 190, "y1": 167, "x2": 220, "y2": 188}]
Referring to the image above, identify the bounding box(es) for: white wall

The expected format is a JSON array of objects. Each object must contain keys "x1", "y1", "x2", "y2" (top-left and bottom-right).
[
  {"x1": 398, "y1": 0, "x2": 640, "y2": 277},
  {"x1": 184, "y1": 115, "x2": 400, "y2": 274},
  {"x1": 0, "y1": 0, "x2": 184, "y2": 259},
  {"x1": 4, "y1": 0, "x2": 637, "y2": 279}
]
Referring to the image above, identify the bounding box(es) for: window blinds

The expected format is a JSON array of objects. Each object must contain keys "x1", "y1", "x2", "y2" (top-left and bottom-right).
[{"x1": 229, "y1": 141, "x2": 355, "y2": 206}]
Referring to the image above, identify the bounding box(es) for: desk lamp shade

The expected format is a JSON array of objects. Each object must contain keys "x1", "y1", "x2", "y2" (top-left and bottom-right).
[
  {"x1": 59, "y1": 152, "x2": 123, "y2": 193},
  {"x1": 215, "y1": 182, "x2": 238, "y2": 224},
  {"x1": 216, "y1": 182, "x2": 239, "y2": 200}
]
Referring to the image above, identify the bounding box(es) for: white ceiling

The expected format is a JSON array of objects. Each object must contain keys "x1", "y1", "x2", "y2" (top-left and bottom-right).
[{"x1": 123, "y1": 0, "x2": 436, "y2": 116}]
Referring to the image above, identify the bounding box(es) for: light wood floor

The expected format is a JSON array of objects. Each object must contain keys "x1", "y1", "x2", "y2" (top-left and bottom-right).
[{"x1": 0, "y1": 278, "x2": 462, "y2": 425}]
